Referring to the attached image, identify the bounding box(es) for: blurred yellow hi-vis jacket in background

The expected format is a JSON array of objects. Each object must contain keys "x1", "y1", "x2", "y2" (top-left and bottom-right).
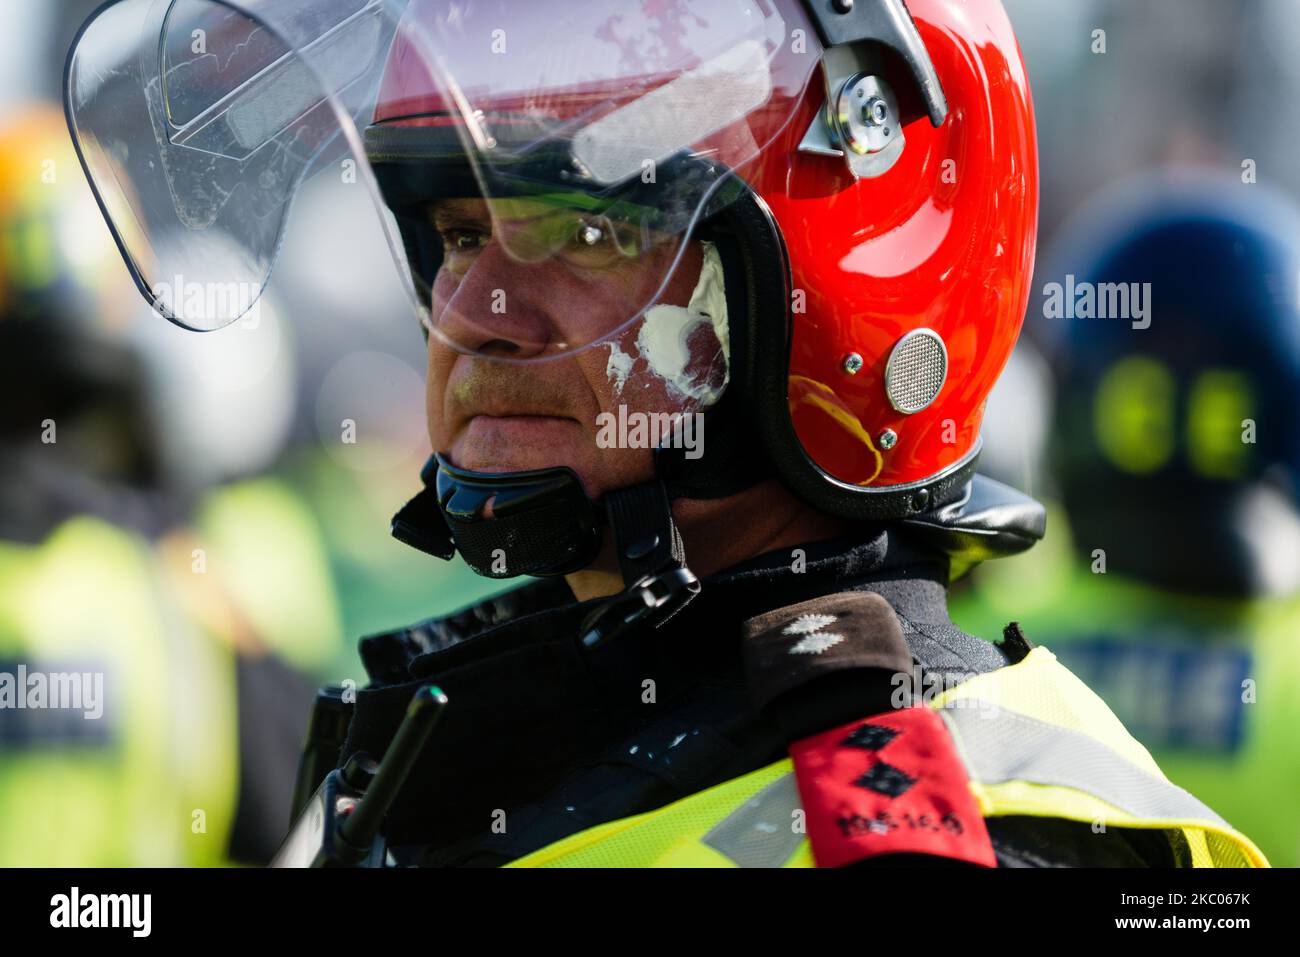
[{"x1": 0, "y1": 517, "x2": 238, "y2": 866}]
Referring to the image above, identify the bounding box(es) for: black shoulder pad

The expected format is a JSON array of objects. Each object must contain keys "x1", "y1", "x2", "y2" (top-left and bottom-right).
[{"x1": 742, "y1": 591, "x2": 914, "y2": 741}]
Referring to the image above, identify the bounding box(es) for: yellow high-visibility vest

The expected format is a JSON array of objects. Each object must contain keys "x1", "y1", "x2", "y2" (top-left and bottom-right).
[
  {"x1": 0, "y1": 516, "x2": 239, "y2": 866},
  {"x1": 508, "y1": 647, "x2": 1268, "y2": 868}
]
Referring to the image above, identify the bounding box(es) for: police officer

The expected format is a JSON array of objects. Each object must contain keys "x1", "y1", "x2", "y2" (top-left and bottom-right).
[
  {"x1": 0, "y1": 104, "x2": 343, "y2": 865},
  {"x1": 65, "y1": 0, "x2": 1265, "y2": 866},
  {"x1": 958, "y1": 173, "x2": 1300, "y2": 867}
]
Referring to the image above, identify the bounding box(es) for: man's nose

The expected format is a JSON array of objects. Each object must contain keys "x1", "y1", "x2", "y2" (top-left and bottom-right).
[{"x1": 431, "y1": 239, "x2": 558, "y2": 358}]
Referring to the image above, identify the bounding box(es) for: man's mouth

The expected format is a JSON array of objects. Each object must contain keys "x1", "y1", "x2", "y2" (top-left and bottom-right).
[
  {"x1": 465, "y1": 412, "x2": 577, "y2": 425},
  {"x1": 461, "y1": 413, "x2": 580, "y2": 446}
]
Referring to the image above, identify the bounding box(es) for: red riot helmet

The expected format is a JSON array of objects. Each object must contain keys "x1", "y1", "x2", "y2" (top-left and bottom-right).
[
  {"x1": 65, "y1": 0, "x2": 1038, "y2": 596},
  {"x1": 365, "y1": 0, "x2": 1039, "y2": 519}
]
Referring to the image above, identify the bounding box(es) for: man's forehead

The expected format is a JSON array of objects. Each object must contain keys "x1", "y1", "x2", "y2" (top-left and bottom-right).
[
  {"x1": 430, "y1": 196, "x2": 488, "y2": 221},
  {"x1": 427, "y1": 197, "x2": 587, "y2": 238},
  {"x1": 429, "y1": 191, "x2": 632, "y2": 221}
]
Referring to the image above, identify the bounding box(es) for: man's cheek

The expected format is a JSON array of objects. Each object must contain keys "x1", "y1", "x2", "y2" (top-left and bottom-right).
[
  {"x1": 595, "y1": 333, "x2": 705, "y2": 418},
  {"x1": 682, "y1": 324, "x2": 728, "y2": 406},
  {"x1": 612, "y1": 238, "x2": 730, "y2": 410},
  {"x1": 607, "y1": 360, "x2": 718, "y2": 420},
  {"x1": 615, "y1": 366, "x2": 673, "y2": 415},
  {"x1": 573, "y1": 443, "x2": 655, "y2": 500},
  {"x1": 425, "y1": 351, "x2": 454, "y2": 449}
]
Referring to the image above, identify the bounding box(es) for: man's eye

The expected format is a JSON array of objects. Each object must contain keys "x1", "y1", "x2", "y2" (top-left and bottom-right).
[
  {"x1": 442, "y1": 228, "x2": 489, "y2": 252},
  {"x1": 568, "y1": 215, "x2": 642, "y2": 263}
]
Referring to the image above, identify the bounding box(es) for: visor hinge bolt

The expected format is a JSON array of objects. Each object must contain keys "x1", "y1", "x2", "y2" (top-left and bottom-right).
[
  {"x1": 863, "y1": 97, "x2": 889, "y2": 127},
  {"x1": 842, "y1": 352, "x2": 864, "y2": 375},
  {"x1": 878, "y1": 428, "x2": 898, "y2": 450},
  {"x1": 833, "y1": 0, "x2": 854, "y2": 12}
]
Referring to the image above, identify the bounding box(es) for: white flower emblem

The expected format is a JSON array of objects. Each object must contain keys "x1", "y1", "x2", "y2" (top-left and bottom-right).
[
  {"x1": 782, "y1": 613, "x2": 837, "y2": 636},
  {"x1": 789, "y1": 632, "x2": 846, "y2": 655}
]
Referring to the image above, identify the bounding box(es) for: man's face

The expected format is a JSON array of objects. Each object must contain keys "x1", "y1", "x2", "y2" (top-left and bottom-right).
[{"x1": 424, "y1": 197, "x2": 727, "y2": 500}]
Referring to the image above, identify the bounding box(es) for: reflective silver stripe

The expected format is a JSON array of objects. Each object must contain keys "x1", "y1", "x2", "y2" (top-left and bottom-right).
[
  {"x1": 702, "y1": 773, "x2": 804, "y2": 868},
  {"x1": 939, "y1": 704, "x2": 1229, "y2": 827}
]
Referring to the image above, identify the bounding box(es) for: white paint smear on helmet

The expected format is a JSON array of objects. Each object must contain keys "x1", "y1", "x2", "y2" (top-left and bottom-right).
[{"x1": 631, "y1": 240, "x2": 730, "y2": 405}]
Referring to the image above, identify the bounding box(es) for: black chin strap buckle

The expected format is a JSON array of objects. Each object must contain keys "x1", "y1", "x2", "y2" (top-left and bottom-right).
[
  {"x1": 579, "y1": 565, "x2": 701, "y2": 650},
  {"x1": 578, "y1": 479, "x2": 701, "y2": 649},
  {"x1": 390, "y1": 456, "x2": 455, "y2": 561},
  {"x1": 390, "y1": 454, "x2": 603, "y2": 577},
  {"x1": 392, "y1": 457, "x2": 703, "y2": 645}
]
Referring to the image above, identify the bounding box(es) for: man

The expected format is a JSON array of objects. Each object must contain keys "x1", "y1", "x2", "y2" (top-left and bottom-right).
[
  {"x1": 65, "y1": 0, "x2": 1264, "y2": 866},
  {"x1": 957, "y1": 174, "x2": 1300, "y2": 867}
]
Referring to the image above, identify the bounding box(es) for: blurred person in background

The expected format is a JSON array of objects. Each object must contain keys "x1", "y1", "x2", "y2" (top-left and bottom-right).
[
  {"x1": 954, "y1": 173, "x2": 1300, "y2": 867},
  {"x1": 0, "y1": 104, "x2": 345, "y2": 865}
]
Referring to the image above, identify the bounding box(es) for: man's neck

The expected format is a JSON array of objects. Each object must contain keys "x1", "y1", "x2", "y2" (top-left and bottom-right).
[{"x1": 565, "y1": 479, "x2": 850, "y2": 602}]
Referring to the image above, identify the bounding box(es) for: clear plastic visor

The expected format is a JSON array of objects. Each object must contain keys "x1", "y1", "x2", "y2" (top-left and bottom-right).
[{"x1": 64, "y1": 0, "x2": 817, "y2": 358}]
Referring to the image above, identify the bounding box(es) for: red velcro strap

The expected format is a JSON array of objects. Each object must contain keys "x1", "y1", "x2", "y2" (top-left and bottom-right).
[{"x1": 789, "y1": 706, "x2": 996, "y2": 868}]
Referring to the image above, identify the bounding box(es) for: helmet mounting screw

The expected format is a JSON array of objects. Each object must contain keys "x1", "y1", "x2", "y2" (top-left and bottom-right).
[
  {"x1": 878, "y1": 428, "x2": 898, "y2": 450},
  {"x1": 833, "y1": 0, "x2": 854, "y2": 13},
  {"x1": 831, "y1": 74, "x2": 902, "y2": 162},
  {"x1": 863, "y1": 97, "x2": 889, "y2": 127},
  {"x1": 842, "y1": 352, "x2": 864, "y2": 375}
]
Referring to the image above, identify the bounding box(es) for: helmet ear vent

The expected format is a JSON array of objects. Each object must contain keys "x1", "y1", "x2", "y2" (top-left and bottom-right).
[{"x1": 884, "y1": 329, "x2": 948, "y2": 414}]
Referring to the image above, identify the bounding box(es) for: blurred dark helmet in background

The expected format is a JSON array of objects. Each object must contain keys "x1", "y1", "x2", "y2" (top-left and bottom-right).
[
  {"x1": 1048, "y1": 174, "x2": 1300, "y2": 598},
  {"x1": 0, "y1": 104, "x2": 297, "y2": 541},
  {"x1": 0, "y1": 105, "x2": 167, "y2": 537}
]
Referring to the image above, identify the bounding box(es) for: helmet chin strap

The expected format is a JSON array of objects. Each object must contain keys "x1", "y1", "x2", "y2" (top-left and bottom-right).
[
  {"x1": 389, "y1": 392, "x2": 772, "y2": 646},
  {"x1": 390, "y1": 453, "x2": 701, "y2": 648},
  {"x1": 393, "y1": 454, "x2": 601, "y2": 577}
]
